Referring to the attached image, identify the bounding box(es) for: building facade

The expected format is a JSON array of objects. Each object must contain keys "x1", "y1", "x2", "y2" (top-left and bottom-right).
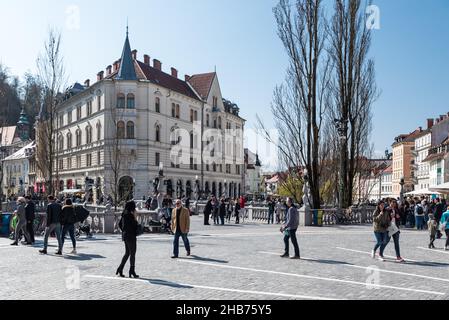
[
  {"x1": 2, "y1": 142, "x2": 35, "y2": 197},
  {"x1": 41, "y1": 32, "x2": 245, "y2": 203},
  {"x1": 244, "y1": 149, "x2": 262, "y2": 195}
]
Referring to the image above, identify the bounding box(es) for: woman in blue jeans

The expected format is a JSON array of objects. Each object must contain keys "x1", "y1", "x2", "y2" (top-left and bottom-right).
[
  {"x1": 384, "y1": 200, "x2": 405, "y2": 263},
  {"x1": 372, "y1": 201, "x2": 390, "y2": 261}
]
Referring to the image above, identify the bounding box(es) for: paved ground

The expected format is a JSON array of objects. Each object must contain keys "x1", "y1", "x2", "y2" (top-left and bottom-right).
[{"x1": 1, "y1": 215, "x2": 449, "y2": 300}]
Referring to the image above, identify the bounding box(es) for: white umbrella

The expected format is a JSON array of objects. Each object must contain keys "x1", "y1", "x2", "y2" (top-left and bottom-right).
[
  {"x1": 405, "y1": 188, "x2": 441, "y2": 196},
  {"x1": 429, "y1": 183, "x2": 449, "y2": 194}
]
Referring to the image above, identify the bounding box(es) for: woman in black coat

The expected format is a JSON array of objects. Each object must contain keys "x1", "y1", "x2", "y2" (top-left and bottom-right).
[
  {"x1": 116, "y1": 201, "x2": 139, "y2": 278},
  {"x1": 219, "y1": 198, "x2": 226, "y2": 225},
  {"x1": 60, "y1": 198, "x2": 77, "y2": 254}
]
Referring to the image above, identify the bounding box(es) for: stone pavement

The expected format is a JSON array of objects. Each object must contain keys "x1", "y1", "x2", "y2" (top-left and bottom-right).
[{"x1": 1, "y1": 215, "x2": 449, "y2": 300}]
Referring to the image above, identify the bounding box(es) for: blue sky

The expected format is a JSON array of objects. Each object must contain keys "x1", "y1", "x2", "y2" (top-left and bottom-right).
[{"x1": 1, "y1": 0, "x2": 449, "y2": 167}]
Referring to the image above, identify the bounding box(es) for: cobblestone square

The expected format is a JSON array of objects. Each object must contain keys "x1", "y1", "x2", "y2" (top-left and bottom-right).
[{"x1": 1, "y1": 216, "x2": 448, "y2": 300}]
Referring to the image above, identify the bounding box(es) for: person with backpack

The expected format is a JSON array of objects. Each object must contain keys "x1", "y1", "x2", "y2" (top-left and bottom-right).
[
  {"x1": 60, "y1": 198, "x2": 77, "y2": 254},
  {"x1": 117, "y1": 201, "x2": 140, "y2": 278},
  {"x1": 415, "y1": 200, "x2": 425, "y2": 230},
  {"x1": 440, "y1": 208, "x2": 449, "y2": 251}
]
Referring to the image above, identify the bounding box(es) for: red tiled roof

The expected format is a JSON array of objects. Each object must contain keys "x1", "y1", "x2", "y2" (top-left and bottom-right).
[
  {"x1": 104, "y1": 60, "x2": 200, "y2": 101},
  {"x1": 187, "y1": 72, "x2": 216, "y2": 100}
]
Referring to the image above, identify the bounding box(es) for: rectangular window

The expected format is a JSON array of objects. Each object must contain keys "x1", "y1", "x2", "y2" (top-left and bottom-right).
[
  {"x1": 155, "y1": 153, "x2": 160, "y2": 167},
  {"x1": 59, "y1": 159, "x2": 64, "y2": 170},
  {"x1": 190, "y1": 109, "x2": 194, "y2": 123},
  {"x1": 190, "y1": 157, "x2": 194, "y2": 170},
  {"x1": 97, "y1": 151, "x2": 101, "y2": 165},
  {"x1": 87, "y1": 101, "x2": 92, "y2": 116},
  {"x1": 86, "y1": 154, "x2": 92, "y2": 167},
  {"x1": 67, "y1": 157, "x2": 72, "y2": 169},
  {"x1": 76, "y1": 156, "x2": 81, "y2": 169},
  {"x1": 97, "y1": 96, "x2": 101, "y2": 111},
  {"x1": 59, "y1": 115, "x2": 64, "y2": 128},
  {"x1": 68, "y1": 111, "x2": 72, "y2": 124}
]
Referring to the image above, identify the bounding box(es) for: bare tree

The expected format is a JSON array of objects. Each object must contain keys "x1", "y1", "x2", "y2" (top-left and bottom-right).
[
  {"x1": 328, "y1": 0, "x2": 378, "y2": 208},
  {"x1": 35, "y1": 29, "x2": 66, "y2": 197},
  {"x1": 258, "y1": 0, "x2": 332, "y2": 209}
]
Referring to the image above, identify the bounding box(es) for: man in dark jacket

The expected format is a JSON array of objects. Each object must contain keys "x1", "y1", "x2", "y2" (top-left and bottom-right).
[
  {"x1": 39, "y1": 196, "x2": 63, "y2": 255},
  {"x1": 25, "y1": 196, "x2": 36, "y2": 244},
  {"x1": 203, "y1": 197, "x2": 213, "y2": 225},
  {"x1": 434, "y1": 198, "x2": 444, "y2": 238},
  {"x1": 280, "y1": 198, "x2": 300, "y2": 259}
]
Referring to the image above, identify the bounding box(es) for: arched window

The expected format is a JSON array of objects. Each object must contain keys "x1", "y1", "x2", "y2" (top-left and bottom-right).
[
  {"x1": 66, "y1": 132, "x2": 72, "y2": 149},
  {"x1": 155, "y1": 97, "x2": 160, "y2": 113},
  {"x1": 96, "y1": 122, "x2": 102, "y2": 141},
  {"x1": 86, "y1": 126, "x2": 92, "y2": 144},
  {"x1": 171, "y1": 103, "x2": 176, "y2": 117},
  {"x1": 176, "y1": 104, "x2": 180, "y2": 119},
  {"x1": 58, "y1": 135, "x2": 64, "y2": 151},
  {"x1": 190, "y1": 132, "x2": 194, "y2": 149},
  {"x1": 117, "y1": 93, "x2": 125, "y2": 108},
  {"x1": 126, "y1": 121, "x2": 135, "y2": 139},
  {"x1": 127, "y1": 93, "x2": 135, "y2": 109},
  {"x1": 117, "y1": 121, "x2": 125, "y2": 139},
  {"x1": 76, "y1": 129, "x2": 82, "y2": 147},
  {"x1": 155, "y1": 125, "x2": 161, "y2": 142}
]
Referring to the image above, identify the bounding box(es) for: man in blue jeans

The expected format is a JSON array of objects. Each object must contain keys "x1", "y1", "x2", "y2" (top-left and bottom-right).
[
  {"x1": 171, "y1": 199, "x2": 191, "y2": 258},
  {"x1": 280, "y1": 198, "x2": 300, "y2": 259}
]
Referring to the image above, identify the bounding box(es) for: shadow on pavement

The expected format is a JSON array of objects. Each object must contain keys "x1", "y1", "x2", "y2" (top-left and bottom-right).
[
  {"x1": 303, "y1": 258, "x2": 354, "y2": 266},
  {"x1": 403, "y1": 261, "x2": 449, "y2": 268},
  {"x1": 139, "y1": 278, "x2": 193, "y2": 289},
  {"x1": 179, "y1": 255, "x2": 228, "y2": 264},
  {"x1": 64, "y1": 253, "x2": 106, "y2": 261}
]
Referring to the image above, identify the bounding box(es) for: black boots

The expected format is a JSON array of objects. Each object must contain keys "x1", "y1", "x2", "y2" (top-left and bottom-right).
[
  {"x1": 116, "y1": 266, "x2": 125, "y2": 278},
  {"x1": 129, "y1": 266, "x2": 139, "y2": 278}
]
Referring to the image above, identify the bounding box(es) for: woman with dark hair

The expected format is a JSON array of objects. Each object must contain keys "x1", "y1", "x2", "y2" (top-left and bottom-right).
[
  {"x1": 60, "y1": 198, "x2": 77, "y2": 254},
  {"x1": 116, "y1": 201, "x2": 139, "y2": 278},
  {"x1": 372, "y1": 201, "x2": 390, "y2": 261},
  {"x1": 385, "y1": 199, "x2": 405, "y2": 262}
]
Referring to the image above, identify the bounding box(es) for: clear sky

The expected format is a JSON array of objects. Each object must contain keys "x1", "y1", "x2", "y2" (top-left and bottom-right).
[{"x1": 1, "y1": 0, "x2": 449, "y2": 168}]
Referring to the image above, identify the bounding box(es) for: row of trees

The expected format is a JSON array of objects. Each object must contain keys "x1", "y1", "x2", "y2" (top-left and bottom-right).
[{"x1": 259, "y1": 0, "x2": 378, "y2": 209}]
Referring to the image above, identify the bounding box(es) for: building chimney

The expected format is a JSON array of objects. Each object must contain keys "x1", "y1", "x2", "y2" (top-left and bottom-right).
[
  {"x1": 132, "y1": 49, "x2": 137, "y2": 60},
  {"x1": 153, "y1": 59, "x2": 162, "y2": 71},
  {"x1": 427, "y1": 118, "x2": 434, "y2": 129},
  {"x1": 440, "y1": 115, "x2": 445, "y2": 121},
  {"x1": 171, "y1": 67, "x2": 178, "y2": 78},
  {"x1": 84, "y1": 79, "x2": 90, "y2": 87},
  {"x1": 106, "y1": 65, "x2": 112, "y2": 76},
  {"x1": 144, "y1": 54, "x2": 150, "y2": 65},
  {"x1": 436, "y1": 118, "x2": 440, "y2": 124},
  {"x1": 419, "y1": 126, "x2": 422, "y2": 132},
  {"x1": 113, "y1": 61, "x2": 119, "y2": 72},
  {"x1": 97, "y1": 71, "x2": 104, "y2": 81},
  {"x1": 185, "y1": 74, "x2": 191, "y2": 82}
]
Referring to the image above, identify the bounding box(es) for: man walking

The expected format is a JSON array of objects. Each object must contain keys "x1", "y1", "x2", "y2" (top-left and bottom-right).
[
  {"x1": 433, "y1": 198, "x2": 444, "y2": 239},
  {"x1": 39, "y1": 196, "x2": 63, "y2": 255},
  {"x1": 10, "y1": 197, "x2": 31, "y2": 246},
  {"x1": 280, "y1": 198, "x2": 300, "y2": 259},
  {"x1": 267, "y1": 197, "x2": 275, "y2": 224},
  {"x1": 25, "y1": 196, "x2": 36, "y2": 244},
  {"x1": 171, "y1": 199, "x2": 191, "y2": 258}
]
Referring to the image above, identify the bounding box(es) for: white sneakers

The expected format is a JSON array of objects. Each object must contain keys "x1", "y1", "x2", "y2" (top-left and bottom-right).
[
  {"x1": 371, "y1": 250, "x2": 376, "y2": 259},
  {"x1": 378, "y1": 256, "x2": 385, "y2": 262},
  {"x1": 70, "y1": 249, "x2": 77, "y2": 254}
]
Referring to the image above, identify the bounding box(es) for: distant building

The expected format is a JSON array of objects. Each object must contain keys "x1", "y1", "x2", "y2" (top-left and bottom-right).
[
  {"x1": 2, "y1": 142, "x2": 35, "y2": 197},
  {"x1": 244, "y1": 149, "x2": 262, "y2": 195}
]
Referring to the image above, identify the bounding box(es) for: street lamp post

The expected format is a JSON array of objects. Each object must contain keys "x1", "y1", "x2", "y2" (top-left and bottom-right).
[{"x1": 399, "y1": 176, "x2": 405, "y2": 203}]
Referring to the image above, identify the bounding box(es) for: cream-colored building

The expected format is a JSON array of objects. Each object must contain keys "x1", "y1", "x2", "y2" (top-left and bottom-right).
[
  {"x1": 2, "y1": 142, "x2": 35, "y2": 197},
  {"x1": 392, "y1": 129, "x2": 421, "y2": 198},
  {"x1": 40, "y1": 31, "x2": 245, "y2": 203}
]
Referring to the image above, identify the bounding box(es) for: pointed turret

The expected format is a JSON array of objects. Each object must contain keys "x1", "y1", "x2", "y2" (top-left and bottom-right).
[
  {"x1": 17, "y1": 108, "x2": 30, "y2": 141},
  {"x1": 116, "y1": 27, "x2": 137, "y2": 81}
]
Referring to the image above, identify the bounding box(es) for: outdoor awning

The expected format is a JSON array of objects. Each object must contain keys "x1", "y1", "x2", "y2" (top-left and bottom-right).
[
  {"x1": 429, "y1": 183, "x2": 449, "y2": 194},
  {"x1": 59, "y1": 189, "x2": 83, "y2": 194},
  {"x1": 405, "y1": 188, "x2": 441, "y2": 196}
]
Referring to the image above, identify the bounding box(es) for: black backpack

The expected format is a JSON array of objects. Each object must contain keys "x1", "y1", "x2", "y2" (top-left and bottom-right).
[{"x1": 417, "y1": 206, "x2": 424, "y2": 215}]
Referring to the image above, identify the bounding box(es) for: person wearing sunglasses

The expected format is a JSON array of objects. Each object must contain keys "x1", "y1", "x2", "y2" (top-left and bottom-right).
[{"x1": 171, "y1": 199, "x2": 191, "y2": 258}]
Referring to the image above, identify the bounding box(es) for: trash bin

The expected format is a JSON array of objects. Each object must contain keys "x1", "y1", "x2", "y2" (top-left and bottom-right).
[{"x1": 0, "y1": 213, "x2": 12, "y2": 236}]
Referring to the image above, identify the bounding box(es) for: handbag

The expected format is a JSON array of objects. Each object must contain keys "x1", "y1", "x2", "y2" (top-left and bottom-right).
[{"x1": 387, "y1": 223, "x2": 399, "y2": 237}]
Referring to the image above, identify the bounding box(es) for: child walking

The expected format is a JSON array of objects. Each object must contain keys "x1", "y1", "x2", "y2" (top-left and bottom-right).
[{"x1": 428, "y1": 213, "x2": 437, "y2": 249}]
